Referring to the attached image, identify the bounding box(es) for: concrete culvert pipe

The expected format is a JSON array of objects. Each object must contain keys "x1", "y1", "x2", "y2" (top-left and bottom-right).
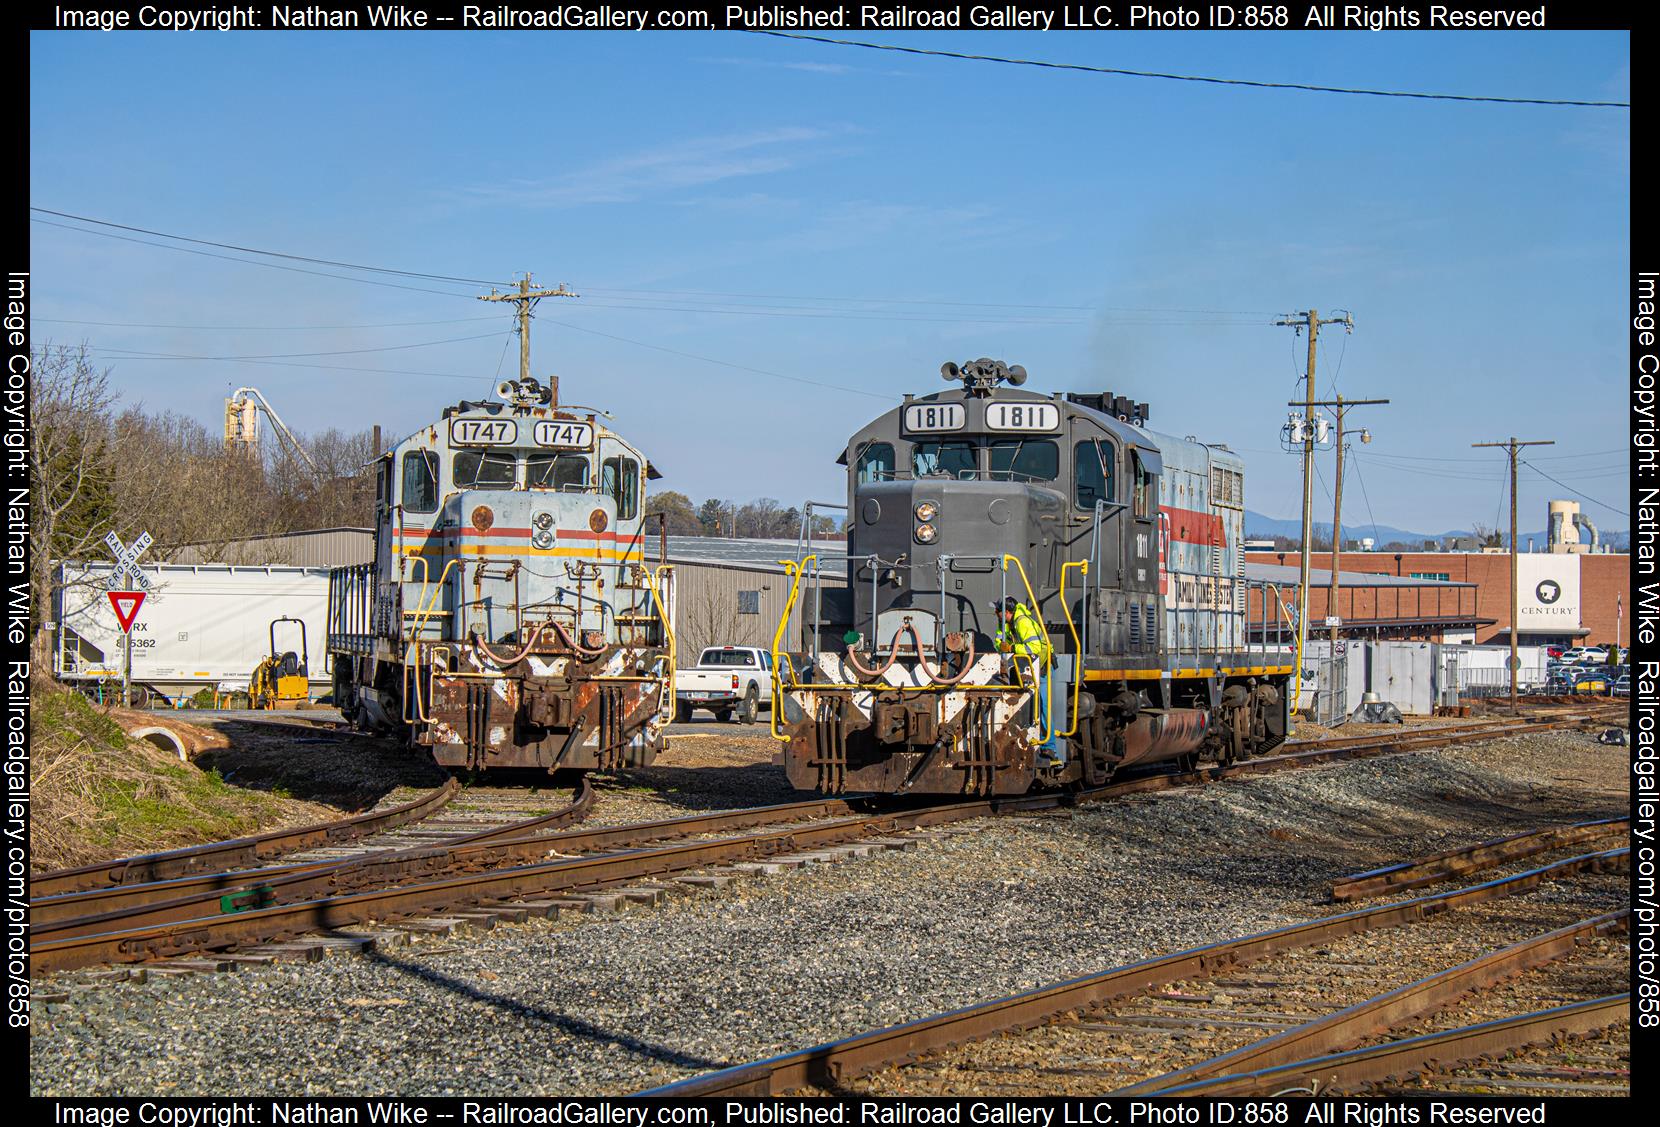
[{"x1": 130, "y1": 726, "x2": 188, "y2": 762}]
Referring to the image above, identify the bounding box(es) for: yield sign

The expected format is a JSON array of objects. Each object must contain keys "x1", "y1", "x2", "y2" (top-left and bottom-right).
[{"x1": 108, "y1": 590, "x2": 146, "y2": 633}]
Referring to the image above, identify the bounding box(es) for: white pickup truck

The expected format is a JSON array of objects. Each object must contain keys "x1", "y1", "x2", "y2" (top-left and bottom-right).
[{"x1": 675, "y1": 646, "x2": 775, "y2": 724}]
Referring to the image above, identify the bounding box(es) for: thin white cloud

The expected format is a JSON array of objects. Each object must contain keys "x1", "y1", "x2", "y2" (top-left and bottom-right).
[
  {"x1": 696, "y1": 55, "x2": 855, "y2": 76},
  {"x1": 452, "y1": 127, "x2": 833, "y2": 209}
]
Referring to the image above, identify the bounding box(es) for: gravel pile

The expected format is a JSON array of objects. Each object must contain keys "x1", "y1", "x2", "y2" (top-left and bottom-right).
[{"x1": 29, "y1": 728, "x2": 1627, "y2": 1096}]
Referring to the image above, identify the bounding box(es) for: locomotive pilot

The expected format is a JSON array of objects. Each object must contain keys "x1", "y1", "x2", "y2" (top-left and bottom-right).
[{"x1": 996, "y1": 597, "x2": 1062, "y2": 768}]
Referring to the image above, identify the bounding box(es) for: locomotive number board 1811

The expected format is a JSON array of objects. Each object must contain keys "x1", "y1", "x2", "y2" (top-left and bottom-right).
[{"x1": 985, "y1": 403, "x2": 1060, "y2": 432}]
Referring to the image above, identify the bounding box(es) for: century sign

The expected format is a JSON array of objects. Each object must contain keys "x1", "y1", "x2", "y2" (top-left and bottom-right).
[{"x1": 1517, "y1": 555, "x2": 1580, "y2": 631}]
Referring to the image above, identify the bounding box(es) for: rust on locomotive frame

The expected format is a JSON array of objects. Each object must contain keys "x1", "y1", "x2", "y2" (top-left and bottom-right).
[
  {"x1": 326, "y1": 375, "x2": 675, "y2": 772},
  {"x1": 769, "y1": 359, "x2": 1294, "y2": 796}
]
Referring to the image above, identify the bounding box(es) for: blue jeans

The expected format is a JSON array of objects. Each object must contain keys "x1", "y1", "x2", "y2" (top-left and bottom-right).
[{"x1": 1037, "y1": 674, "x2": 1059, "y2": 756}]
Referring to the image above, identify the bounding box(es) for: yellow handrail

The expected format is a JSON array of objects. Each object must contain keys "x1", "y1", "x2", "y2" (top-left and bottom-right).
[
  {"x1": 643, "y1": 563, "x2": 677, "y2": 721},
  {"x1": 1057, "y1": 558, "x2": 1089, "y2": 738},
  {"x1": 769, "y1": 556, "x2": 812, "y2": 742},
  {"x1": 1001, "y1": 554, "x2": 1052, "y2": 746}
]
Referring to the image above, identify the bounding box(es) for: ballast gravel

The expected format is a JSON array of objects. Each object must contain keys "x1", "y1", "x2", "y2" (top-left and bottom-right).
[{"x1": 29, "y1": 728, "x2": 1626, "y2": 1096}]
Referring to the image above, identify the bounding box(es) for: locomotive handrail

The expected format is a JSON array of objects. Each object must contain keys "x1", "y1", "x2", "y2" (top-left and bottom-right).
[
  {"x1": 642, "y1": 564, "x2": 677, "y2": 721},
  {"x1": 1001, "y1": 554, "x2": 1052, "y2": 746},
  {"x1": 1057, "y1": 559, "x2": 1089, "y2": 739},
  {"x1": 769, "y1": 556, "x2": 812, "y2": 743}
]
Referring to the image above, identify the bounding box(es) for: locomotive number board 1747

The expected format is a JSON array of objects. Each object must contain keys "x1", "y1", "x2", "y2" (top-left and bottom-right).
[{"x1": 447, "y1": 418, "x2": 596, "y2": 448}]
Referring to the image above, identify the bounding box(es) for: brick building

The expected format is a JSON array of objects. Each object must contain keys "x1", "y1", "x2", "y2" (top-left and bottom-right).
[{"x1": 1246, "y1": 550, "x2": 1631, "y2": 648}]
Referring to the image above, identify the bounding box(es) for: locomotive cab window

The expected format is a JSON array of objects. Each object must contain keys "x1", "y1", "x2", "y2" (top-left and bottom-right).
[
  {"x1": 602, "y1": 455, "x2": 639, "y2": 520},
  {"x1": 401, "y1": 449, "x2": 439, "y2": 513},
  {"x1": 855, "y1": 442, "x2": 895, "y2": 484},
  {"x1": 988, "y1": 440, "x2": 1058, "y2": 482},
  {"x1": 913, "y1": 441, "x2": 977, "y2": 479},
  {"x1": 528, "y1": 452, "x2": 589, "y2": 492},
  {"x1": 1132, "y1": 451, "x2": 1156, "y2": 519},
  {"x1": 454, "y1": 450, "x2": 516, "y2": 491},
  {"x1": 1073, "y1": 440, "x2": 1116, "y2": 509}
]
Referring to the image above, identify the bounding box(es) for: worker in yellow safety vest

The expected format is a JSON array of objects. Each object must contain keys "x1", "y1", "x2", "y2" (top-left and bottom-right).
[{"x1": 997, "y1": 597, "x2": 1061, "y2": 765}]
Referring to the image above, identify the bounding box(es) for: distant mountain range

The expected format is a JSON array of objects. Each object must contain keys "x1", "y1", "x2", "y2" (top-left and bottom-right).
[{"x1": 1244, "y1": 510, "x2": 1630, "y2": 551}]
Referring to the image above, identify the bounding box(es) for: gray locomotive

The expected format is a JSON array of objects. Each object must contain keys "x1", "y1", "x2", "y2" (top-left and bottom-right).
[
  {"x1": 325, "y1": 375, "x2": 675, "y2": 773},
  {"x1": 771, "y1": 359, "x2": 1293, "y2": 795}
]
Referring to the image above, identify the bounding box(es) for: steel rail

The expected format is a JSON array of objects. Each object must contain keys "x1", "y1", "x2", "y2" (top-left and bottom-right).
[
  {"x1": 33, "y1": 714, "x2": 1593, "y2": 969},
  {"x1": 40, "y1": 716, "x2": 1562, "y2": 939},
  {"x1": 28, "y1": 779, "x2": 462, "y2": 898},
  {"x1": 1152, "y1": 994, "x2": 1632, "y2": 1096},
  {"x1": 1118, "y1": 909, "x2": 1629, "y2": 1093},
  {"x1": 33, "y1": 791, "x2": 862, "y2": 937},
  {"x1": 1330, "y1": 817, "x2": 1630, "y2": 901},
  {"x1": 635, "y1": 848, "x2": 1629, "y2": 1096},
  {"x1": 30, "y1": 802, "x2": 1007, "y2": 975},
  {"x1": 30, "y1": 780, "x2": 596, "y2": 929}
]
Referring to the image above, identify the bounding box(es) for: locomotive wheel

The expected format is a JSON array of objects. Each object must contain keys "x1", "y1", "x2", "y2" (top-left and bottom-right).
[{"x1": 738, "y1": 686, "x2": 759, "y2": 725}]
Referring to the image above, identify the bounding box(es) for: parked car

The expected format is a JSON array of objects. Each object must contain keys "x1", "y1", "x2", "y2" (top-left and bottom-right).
[
  {"x1": 1560, "y1": 646, "x2": 1608, "y2": 665},
  {"x1": 1611, "y1": 675, "x2": 1631, "y2": 697},
  {"x1": 674, "y1": 646, "x2": 775, "y2": 724}
]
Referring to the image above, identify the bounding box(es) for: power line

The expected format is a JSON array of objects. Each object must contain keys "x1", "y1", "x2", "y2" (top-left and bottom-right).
[
  {"x1": 583, "y1": 286, "x2": 1279, "y2": 316},
  {"x1": 1348, "y1": 454, "x2": 1382, "y2": 542},
  {"x1": 1521, "y1": 459, "x2": 1629, "y2": 517},
  {"x1": 31, "y1": 207, "x2": 512, "y2": 286},
  {"x1": 79, "y1": 347, "x2": 493, "y2": 383},
  {"x1": 35, "y1": 315, "x2": 500, "y2": 331},
  {"x1": 32, "y1": 217, "x2": 484, "y2": 300},
  {"x1": 746, "y1": 30, "x2": 1631, "y2": 108},
  {"x1": 91, "y1": 330, "x2": 508, "y2": 362}
]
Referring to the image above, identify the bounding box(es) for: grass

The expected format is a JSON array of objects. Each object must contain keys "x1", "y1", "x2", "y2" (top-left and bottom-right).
[{"x1": 30, "y1": 685, "x2": 325, "y2": 872}]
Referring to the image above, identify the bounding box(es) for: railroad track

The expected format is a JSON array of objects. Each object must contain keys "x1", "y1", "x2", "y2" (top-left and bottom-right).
[
  {"x1": 30, "y1": 712, "x2": 1600, "y2": 980},
  {"x1": 641, "y1": 845, "x2": 1628, "y2": 1096},
  {"x1": 1328, "y1": 816, "x2": 1629, "y2": 901}
]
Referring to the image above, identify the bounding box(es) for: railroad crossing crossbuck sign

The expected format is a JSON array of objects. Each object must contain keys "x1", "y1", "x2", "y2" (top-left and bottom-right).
[
  {"x1": 104, "y1": 531, "x2": 153, "y2": 591},
  {"x1": 104, "y1": 531, "x2": 153, "y2": 634}
]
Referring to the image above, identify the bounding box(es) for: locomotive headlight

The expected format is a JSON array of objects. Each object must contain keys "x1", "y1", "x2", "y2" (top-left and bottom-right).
[
  {"x1": 532, "y1": 511, "x2": 554, "y2": 531},
  {"x1": 914, "y1": 501, "x2": 939, "y2": 523},
  {"x1": 915, "y1": 523, "x2": 938, "y2": 544},
  {"x1": 531, "y1": 530, "x2": 554, "y2": 550}
]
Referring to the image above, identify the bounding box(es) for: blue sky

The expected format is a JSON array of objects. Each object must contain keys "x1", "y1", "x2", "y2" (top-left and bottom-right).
[{"x1": 29, "y1": 30, "x2": 1630, "y2": 534}]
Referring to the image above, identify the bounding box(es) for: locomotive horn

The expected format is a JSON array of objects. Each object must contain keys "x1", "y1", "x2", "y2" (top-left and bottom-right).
[
  {"x1": 1006, "y1": 364, "x2": 1028, "y2": 386},
  {"x1": 941, "y1": 361, "x2": 961, "y2": 382},
  {"x1": 497, "y1": 380, "x2": 516, "y2": 399}
]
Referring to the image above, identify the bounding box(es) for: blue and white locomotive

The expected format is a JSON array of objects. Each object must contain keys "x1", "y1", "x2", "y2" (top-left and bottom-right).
[
  {"x1": 771, "y1": 359, "x2": 1293, "y2": 795},
  {"x1": 326, "y1": 375, "x2": 674, "y2": 772}
]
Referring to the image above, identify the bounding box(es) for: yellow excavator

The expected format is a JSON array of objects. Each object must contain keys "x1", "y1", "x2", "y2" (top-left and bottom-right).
[{"x1": 250, "y1": 617, "x2": 310, "y2": 710}]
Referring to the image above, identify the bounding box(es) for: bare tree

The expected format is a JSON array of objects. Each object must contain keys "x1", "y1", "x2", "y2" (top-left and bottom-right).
[{"x1": 28, "y1": 345, "x2": 121, "y2": 679}]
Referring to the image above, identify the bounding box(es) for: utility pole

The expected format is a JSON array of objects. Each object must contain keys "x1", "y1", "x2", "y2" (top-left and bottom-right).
[
  {"x1": 1473, "y1": 436, "x2": 1555, "y2": 714},
  {"x1": 1299, "y1": 395, "x2": 1389, "y2": 652},
  {"x1": 1276, "y1": 309, "x2": 1352, "y2": 715},
  {"x1": 479, "y1": 273, "x2": 578, "y2": 403}
]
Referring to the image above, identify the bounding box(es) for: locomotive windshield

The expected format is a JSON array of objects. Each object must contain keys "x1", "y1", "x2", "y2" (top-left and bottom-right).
[
  {"x1": 528, "y1": 452, "x2": 589, "y2": 491},
  {"x1": 454, "y1": 450, "x2": 516, "y2": 490},
  {"x1": 912, "y1": 441, "x2": 976, "y2": 478},
  {"x1": 987, "y1": 439, "x2": 1058, "y2": 482}
]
